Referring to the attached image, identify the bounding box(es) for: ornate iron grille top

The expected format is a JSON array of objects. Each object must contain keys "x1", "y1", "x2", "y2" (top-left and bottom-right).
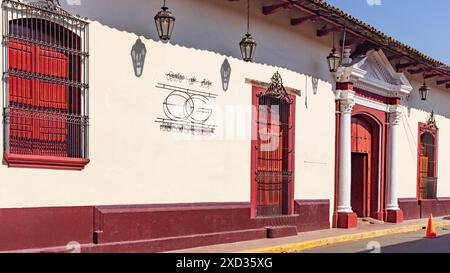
[
  {"x1": 426, "y1": 111, "x2": 437, "y2": 128},
  {"x1": 258, "y1": 72, "x2": 293, "y2": 104},
  {"x1": 2, "y1": 0, "x2": 88, "y2": 27}
]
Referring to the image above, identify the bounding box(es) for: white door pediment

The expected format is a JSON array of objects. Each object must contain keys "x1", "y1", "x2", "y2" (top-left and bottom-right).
[{"x1": 353, "y1": 49, "x2": 413, "y2": 98}]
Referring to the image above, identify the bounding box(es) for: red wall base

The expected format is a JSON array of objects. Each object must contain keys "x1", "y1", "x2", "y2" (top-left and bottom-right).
[
  {"x1": 419, "y1": 198, "x2": 450, "y2": 218},
  {"x1": 398, "y1": 198, "x2": 420, "y2": 220},
  {"x1": 399, "y1": 198, "x2": 450, "y2": 220},
  {"x1": 0, "y1": 200, "x2": 330, "y2": 253},
  {"x1": 385, "y1": 209, "x2": 404, "y2": 223},
  {"x1": 333, "y1": 212, "x2": 358, "y2": 229},
  {"x1": 0, "y1": 206, "x2": 94, "y2": 251},
  {"x1": 373, "y1": 211, "x2": 385, "y2": 221}
]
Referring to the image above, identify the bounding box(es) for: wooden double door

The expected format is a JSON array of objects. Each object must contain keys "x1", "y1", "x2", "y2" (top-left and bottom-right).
[{"x1": 351, "y1": 116, "x2": 380, "y2": 218}]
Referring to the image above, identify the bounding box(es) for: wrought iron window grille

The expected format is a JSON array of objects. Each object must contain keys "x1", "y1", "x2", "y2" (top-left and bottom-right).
[{"x1": 2, "y1": 0, "x2": 90, "y2": 161}]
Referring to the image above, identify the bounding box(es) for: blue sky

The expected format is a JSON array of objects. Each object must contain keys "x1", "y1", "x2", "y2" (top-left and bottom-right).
[{"x1": 324, "y1": 0, "x2": 450, "y2": 65}]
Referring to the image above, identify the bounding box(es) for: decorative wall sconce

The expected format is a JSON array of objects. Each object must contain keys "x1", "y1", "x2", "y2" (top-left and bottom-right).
[
  {"x1": 131, "y1": 38, "x2": 147, "y2": 77},
  {"x1": 239, "y1": 0, "x2": 256, "y2": 62},
  {"x1": 220, "y1": 58, "x2": 232, "y2": 91},
  {"x1": 154, "y1": 0, "x2": 176, "y2": 42}
]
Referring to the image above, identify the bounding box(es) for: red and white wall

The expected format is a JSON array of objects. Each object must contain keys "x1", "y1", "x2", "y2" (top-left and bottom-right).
[{"x1": 0, "y1": 0, "x2": 448, "y2": 252}]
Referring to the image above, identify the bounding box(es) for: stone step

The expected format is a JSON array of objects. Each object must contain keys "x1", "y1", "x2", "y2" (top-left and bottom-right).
[{"x1": 266, "y1": 225, "x2": 298, "y2": 239}]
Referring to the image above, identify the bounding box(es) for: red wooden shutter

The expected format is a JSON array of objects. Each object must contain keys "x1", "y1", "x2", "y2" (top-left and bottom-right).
[
  {"x1": 8, "y1": 40, "x2": 69, "y2": 157},
  {"x1": 35, "y1": 45, "x2": 69, "y2": 157},
  {"x1": 9, "y1": 107, "x2": 33, "y2": 155},
  {"x1": 8, "y1": 40, "x2": 35, "y2": 155},
  {"x1": 8, "y1": 40, "x2": 35, "y2": 106},
  {"x1": 36, "y1": 45, "x2": 69, "y2": 110}
]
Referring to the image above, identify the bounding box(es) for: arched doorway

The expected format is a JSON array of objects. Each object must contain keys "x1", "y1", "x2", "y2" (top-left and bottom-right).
[
  {"x1": 418, "y1": 132, "x2": 437, "y2": 200},
  {"x1": 351, "y1": 114, "x2": 381, "y2": 218}
]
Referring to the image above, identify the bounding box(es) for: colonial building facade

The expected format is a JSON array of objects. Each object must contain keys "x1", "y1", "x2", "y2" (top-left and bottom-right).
[{"x1": 0, "y1": 0, "x2": 449, "y2": 252}]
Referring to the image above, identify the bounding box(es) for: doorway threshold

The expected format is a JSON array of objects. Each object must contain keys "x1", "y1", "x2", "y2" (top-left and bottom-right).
[{"x1": 359, "y1": 217, "x2": 385, "y2": 225}]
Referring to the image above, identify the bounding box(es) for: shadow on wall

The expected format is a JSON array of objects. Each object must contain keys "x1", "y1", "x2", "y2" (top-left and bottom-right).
[
  {"x1": 405, "y1": 87, "x2": 450, "y2": 120},
  {"x1": 220, "y1": 58, "x2": 231, "y2": 92},
  {"x1": 57, "y1": 0, "x2": 448, "y2": 119},
  {"x1": 59, "y1": 0, "x2": 334, "y2": 87},
  {"x1": 130, "y1": 38, "x2": 147, "y2": 78}
]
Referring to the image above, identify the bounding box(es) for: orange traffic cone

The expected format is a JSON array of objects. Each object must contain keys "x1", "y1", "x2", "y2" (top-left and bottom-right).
[{"x1": 426, "y1": 214, "x2": 437, "y2": 239}]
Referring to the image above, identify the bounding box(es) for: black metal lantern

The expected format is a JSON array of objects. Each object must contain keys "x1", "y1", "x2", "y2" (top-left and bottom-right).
[
  {"x1": 154, "y1": 0, "x2": 175, "y2": 42},
  {"x1": 327, "y1": 48, "x2": 341, "y2": 72},
  {"x1": 240, "y1": 34, "x2": 257, "y2": 62},
  {"x1": 240, "y1": 0, "x2": 256, "y2": 62},
  {"x1": 419, "y1": 82, "x2": 430, "y2": 101},
  {"x1": 327, "y1": 32, "x2": 340, "y2": 72}
]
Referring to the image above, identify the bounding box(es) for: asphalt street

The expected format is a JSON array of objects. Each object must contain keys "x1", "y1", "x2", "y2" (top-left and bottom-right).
[{"x1": 299, "y1": 227, "x2": 450, "y2": 253}]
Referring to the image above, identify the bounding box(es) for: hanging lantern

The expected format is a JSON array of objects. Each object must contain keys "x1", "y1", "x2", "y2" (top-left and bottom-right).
[
  {"x1": 131, "y1": 38, "x2": 147, "y2": 77},
  {"x1": 327, "y1": 48, "x2": 341, "y2": 73},
  {"x1": 240, "y1": 0, "x2": 256, "y2": 62},
  {"x1": 154, "y1": 0, "x2": 176, "y2": 42},
  {"x1": 327, "y1": 31, "x2": 340, "y2": 72},
  {"x1": 419, "y1": 82, "x2": 430, "y2": 101},
  {"x1": 240, "y1": 34, "x2": 257, "y2": 62}
]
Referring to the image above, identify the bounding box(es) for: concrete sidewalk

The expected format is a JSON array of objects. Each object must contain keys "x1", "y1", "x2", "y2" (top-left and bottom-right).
[{"x1": 166, "y1": 217, "x2": 450, "y2": 253}]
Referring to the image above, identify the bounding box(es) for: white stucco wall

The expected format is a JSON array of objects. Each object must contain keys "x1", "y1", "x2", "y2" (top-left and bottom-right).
[
  {"x1": 0, "y1": 0, "x2": 337, "y2": 209},
  {"x1": 398, "y1": 78, "x2": 450, "y2": 199},
  {"x1": 2, "y1": 0, "x2": 449, "y2": 215}
]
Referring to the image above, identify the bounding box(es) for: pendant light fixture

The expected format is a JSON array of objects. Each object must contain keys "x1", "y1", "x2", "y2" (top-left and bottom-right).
[
  {"x1": 327, "y1": 31, "x2": 340, "y2": 72},
  {"x1": 154, "y1": 0, "x2": 176, "y2": 42},
  {"x1": 419, "y1": 74, "x2": 430, "y2": 101},
  {"x1": 239, "y1": 0, "x2": 257, "y2": 62}
]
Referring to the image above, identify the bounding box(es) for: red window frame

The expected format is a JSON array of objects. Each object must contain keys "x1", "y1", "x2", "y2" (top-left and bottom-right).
[
  {"x1": 250, "y1": 85, "x2": 296, "y2": 218},
  {"x1": 417, "y1": 122, "x2": 438, "y2": 200}
]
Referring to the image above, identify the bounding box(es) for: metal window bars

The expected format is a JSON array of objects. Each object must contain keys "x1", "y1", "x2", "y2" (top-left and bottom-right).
[
  {"x1": 419, "y1": 177, "x2": 437, "y2": 200},
  {"x1": 255, "y1": 93, "x2": 293, "y2": 217},
  {"x1": 2, "y1": 0, "x2": 89, "y2": 159}
]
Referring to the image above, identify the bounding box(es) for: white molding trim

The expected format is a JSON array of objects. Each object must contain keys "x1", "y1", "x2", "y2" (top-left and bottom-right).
[{"x1": 353, "y1": 95, "x2": 390, "y2": 113}]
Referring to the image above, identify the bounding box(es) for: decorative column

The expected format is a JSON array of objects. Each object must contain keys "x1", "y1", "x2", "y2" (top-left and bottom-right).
[
  {"x1": 335, "y1": 88, "x2": 358, "y2": 228},
  {"x1": 332, "y1": 64, "x2": 365, "y2": 229},
  {"x1": 386, "y1": 105, "x2": 404, "y2": 223}
]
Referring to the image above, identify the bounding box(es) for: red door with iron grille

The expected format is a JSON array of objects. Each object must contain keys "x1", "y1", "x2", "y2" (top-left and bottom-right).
[{"x1": 251, "y1": 86, "x2": 295, "y2": 217}]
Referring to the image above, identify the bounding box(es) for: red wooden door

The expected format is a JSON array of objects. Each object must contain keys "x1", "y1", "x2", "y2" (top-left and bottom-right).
[
  {"x1": 351, "y1": 117, "x2": 373, "y2": 218},
  {"x1": 256, "y1": 96, "x2": 290, "y2": 216},
  {"x1": 351, "y1": 153, "x2": 368, "y2": 217},
  {"x1": 8, "y1": 38, "x2": 69, "y2": 157}
]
